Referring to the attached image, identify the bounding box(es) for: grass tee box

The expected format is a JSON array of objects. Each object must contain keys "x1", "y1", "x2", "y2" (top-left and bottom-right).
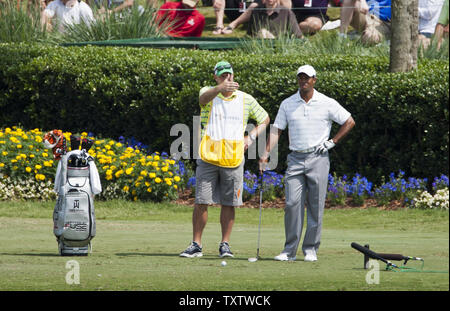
[
  {"x1": 60, "y1": 37, "x2": 305, "y2": 50},
  {"x1": 0, "y1": 201, "x2": 448, "y2": 291}
]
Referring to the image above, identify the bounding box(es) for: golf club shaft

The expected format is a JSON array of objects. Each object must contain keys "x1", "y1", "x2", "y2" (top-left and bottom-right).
[{"x1": 256, "y1": 173, "x2": 263, "y2": 258}]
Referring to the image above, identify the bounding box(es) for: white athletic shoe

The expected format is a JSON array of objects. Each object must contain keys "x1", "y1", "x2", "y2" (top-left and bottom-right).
[
  {"x1": 274, "y1": 253, "x2": 296, "y2": 261},
  {"x1": 304, "y1": 249, "x2": 317, "y2": 262}
]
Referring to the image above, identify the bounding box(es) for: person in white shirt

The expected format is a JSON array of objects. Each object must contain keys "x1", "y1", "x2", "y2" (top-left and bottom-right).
[
  {"x1": 260, "y1": 65, "x2": 355, "y2": 262},
  {"x1": 41, "y1": 0, "x2": 95, "y2": 33}
]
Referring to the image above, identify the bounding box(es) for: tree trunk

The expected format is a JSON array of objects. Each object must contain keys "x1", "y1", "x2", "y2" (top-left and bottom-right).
[{"x1": 389, "y1": 0, "x2": 419, "y2": 72}]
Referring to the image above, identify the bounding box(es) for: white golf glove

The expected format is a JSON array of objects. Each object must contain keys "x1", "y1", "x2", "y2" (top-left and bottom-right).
[{"x1": 317, "y1": 139, "x2": 335, "y2": 154}]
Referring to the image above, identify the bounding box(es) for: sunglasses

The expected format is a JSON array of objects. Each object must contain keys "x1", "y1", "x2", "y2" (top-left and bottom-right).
[{"x1": 214, "y1": 64, "x2": 232, "y2": 73}]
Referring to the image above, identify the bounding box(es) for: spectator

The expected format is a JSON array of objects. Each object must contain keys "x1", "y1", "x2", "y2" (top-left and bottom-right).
[
  {"x1": 248, "y1": 0, "x2": 303, "y2": 38},
  {"x1": 339, "y1": 0, "x2": 391, "y2": 44},
  {"x1": 41, "y1": 0, "x2": 94, "y2": 32},
  {"x1": 291, "y1": 0, "x2": 329, "y2": 35},
  {"x1": 221, "y1": 0, "x2": 292, "y2": 35},
  {"x1": 212, "y1": 0, "x2": 245, "y2": 34},
  {"x1": 418, "y1": 0, "x2": 445, "y2": 49},
  {"x1": 434, "y1": 0, "x2": 449, "y2": 49},
  {"x1": 156, "y1": 0, "x2": 205, "y2": 37}
]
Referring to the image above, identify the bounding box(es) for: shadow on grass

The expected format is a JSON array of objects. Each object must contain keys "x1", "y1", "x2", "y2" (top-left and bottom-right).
[
  {"x1": 0, "y1": 252, "x2": 60, "y2": 257},
  {"x1": 115, "y1": 252, "x2": 281, "y2": 262}
]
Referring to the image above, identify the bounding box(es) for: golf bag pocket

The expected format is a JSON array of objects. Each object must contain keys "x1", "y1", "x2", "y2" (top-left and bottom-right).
[{"x1": 54, "y1": 189, "x2": 92, "y2": 243}]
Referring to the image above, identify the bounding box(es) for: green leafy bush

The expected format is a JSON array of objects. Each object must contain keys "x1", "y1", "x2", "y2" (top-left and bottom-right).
[{"x1": 0, "y1": 44, "x2": 448, "y2": 184}]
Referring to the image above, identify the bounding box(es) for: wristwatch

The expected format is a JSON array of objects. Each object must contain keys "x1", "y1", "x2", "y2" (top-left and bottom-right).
[{"x1": 249, "y1": 133, "x2": 257, "y2": 142}]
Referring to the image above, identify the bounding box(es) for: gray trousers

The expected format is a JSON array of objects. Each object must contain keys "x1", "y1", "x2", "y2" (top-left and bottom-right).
[{"x1": 282, "y1": 151, "x2": 330, "y2": 257}]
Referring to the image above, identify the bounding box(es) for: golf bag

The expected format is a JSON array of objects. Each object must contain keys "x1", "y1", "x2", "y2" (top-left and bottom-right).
[{"x1": 53, "y1": 149, "x2": 102, "y2": 256}]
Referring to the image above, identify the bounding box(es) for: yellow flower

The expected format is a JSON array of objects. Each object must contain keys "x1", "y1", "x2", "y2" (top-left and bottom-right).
[
  {"x1": 166, "y1": 180, "x2": 172, "y2": 186},
  {"x1": 1, "y1": 151, "x2": 7, "y2": 156},
  {"x1": 26, "y1": 167, "x2": 32, "y2": 173},
  {"x1": 155, "y1": 177, "x2": 162, "y2": 183},
  {"x1": 115, "y1": 170, "x2": 124, "y2": 178},
  {"x1": 147, "y1": 188, "x2": 152, "y2": 193},
  {"x1": 173, "y1": 185, "x2": 178, "y2": 190},
  {"x1": 35, "y1": 174, "x2": 45, "y2": 181},
  {"x1": 0, "y1": 163, "x2": 4, "y2": 168},
  {"x1": 123, "y1": 186, "x2": 129, "y2": 192},
  {"x1": 126, "y1": 167, "x2": 133, "y2": 175},
  {"x1": 16, "y1": 144, "x2": 22, "y2": 149},
  {"x1": 140, "y1": 170, "x2": 147, "y2": 176},
  {"x1": 116, "y1": 142, "x2": 122, "y2": 148},
  {"x1": 154, "y1": 155, "x2": 160, "y2": 161},
  {"x1": 149, "y1": 172, "x2": 156, "y2": 179},
  {"x1": 35, "y1": 164, "x2": 42, "y2": 170},
  {"x1": 42, "y1": 152, "x2": 48, "y2": 157},
  {"x1": 161, "y1": 166, "x2": 168, "y2": 172},
  {"x1": 174, "y1": 176, "x2": 181, "y2": 182}
]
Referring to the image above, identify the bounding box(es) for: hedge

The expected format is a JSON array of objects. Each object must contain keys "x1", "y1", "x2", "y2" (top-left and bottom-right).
[{"x1": 0, "y1": 43, "x2": 448, "y2": 184}]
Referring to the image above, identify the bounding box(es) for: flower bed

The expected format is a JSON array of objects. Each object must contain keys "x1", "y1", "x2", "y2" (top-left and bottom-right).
[{"x1": 1, "y1": 126, "x2": 448, "y2": 210}]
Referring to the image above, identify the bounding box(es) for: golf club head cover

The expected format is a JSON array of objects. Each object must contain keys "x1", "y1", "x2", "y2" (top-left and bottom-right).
[
  {"x1": 43, "y1": 129, "x2": 66, "y2": 160},
  {"x1": 70, "y1": 135, "x2": 81, "y2": 151},
  {"x1": 81, "y1": 138, "x2": 94, "y2": 152}
]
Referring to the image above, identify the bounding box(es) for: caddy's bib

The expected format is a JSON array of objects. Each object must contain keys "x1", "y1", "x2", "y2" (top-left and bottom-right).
[{"x1": 200, "y1": 91, "x2": 245, "y2": 168}]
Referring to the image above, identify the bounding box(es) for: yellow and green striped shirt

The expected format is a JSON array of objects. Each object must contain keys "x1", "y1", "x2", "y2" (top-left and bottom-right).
[{"x1": 199, "y1": 86, "x2": 269, "y2": 138}]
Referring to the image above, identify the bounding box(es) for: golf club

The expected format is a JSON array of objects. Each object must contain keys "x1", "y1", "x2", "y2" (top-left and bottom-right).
[{"x1": 248, "y1": 172, "x2": 263, "y2": 263}]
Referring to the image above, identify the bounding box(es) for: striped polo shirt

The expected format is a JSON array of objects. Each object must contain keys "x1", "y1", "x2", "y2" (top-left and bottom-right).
[
  {"x1": 199, "y1": 86, "x2": 269, "y2": 138},
  {"x1": 273, "y1": 89, "x2": 351, "y2": 151}
]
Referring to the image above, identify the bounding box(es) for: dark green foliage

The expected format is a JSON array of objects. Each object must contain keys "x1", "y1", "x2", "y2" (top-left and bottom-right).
[{"x1": 0, "y1": 43, "x2": 448, "y2": 183}]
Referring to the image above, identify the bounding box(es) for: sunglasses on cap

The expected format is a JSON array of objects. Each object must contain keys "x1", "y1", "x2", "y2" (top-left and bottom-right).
[{"x1": 214, "y1": 64, "x2": 232, "y2": 73}]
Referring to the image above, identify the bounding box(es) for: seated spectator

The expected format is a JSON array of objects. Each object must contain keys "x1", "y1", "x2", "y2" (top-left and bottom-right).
[
  {"x1": 248, "y1": 0, "x2": 303, "y2": 38},
  {"x1": 212, "y1": 0, "x2": 245, "y2": 34},
  {"x1": 339, "y1": 0, "x2": 391, "y2": 44},
  {"x1": 418, "y1": 0, "x2": 445, "y2": 48},
  {"x1": 291, "y1": 0, "x2": 329, "y2": 35},
  {"x1": 434, "y1": 0, "x2": 449, "y2": 49},
  {"x1": 221, "y1": 0, "x2": 292, "y2": 34},
  {"x1": 156, "y1": 0, "x2": 205, "y2": 37},
  {"x1": 41, "y1": 0, "x2": 95, "y2": 32}
]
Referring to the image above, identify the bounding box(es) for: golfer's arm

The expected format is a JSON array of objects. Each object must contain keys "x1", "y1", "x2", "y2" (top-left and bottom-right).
[
  {"x1": 262, "y1": 126, "x2": 282, "y2": 159},
  {"x1": 331, "y1": 116, "x2": 355, "y2": 144},
  {"x1": 199, "y1": 86, "x2": 222, "y2": 107}
]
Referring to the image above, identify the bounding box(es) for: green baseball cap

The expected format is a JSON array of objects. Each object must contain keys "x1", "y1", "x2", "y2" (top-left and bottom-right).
[{"x1": 214, "y1": 61, "x2": 233, "y2": 76}]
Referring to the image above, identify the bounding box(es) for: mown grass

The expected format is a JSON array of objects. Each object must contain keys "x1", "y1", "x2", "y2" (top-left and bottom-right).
[{"x1": 0, "y1": 200, "x2": 448, "y2": 291}]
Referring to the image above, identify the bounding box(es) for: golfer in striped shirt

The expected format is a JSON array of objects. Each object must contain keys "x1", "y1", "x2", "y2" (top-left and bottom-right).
[
  {"x1": 260, "y1": 65, "x2": 355, "y2": 262},
  {"x1": 180, "y1": 61, "x2": 270, "y2": 258}
]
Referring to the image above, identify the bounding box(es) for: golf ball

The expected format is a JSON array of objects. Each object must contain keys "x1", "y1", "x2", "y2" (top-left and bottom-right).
[{"x1": 221, "y1": 261, "x2": 227, "y2": 266}]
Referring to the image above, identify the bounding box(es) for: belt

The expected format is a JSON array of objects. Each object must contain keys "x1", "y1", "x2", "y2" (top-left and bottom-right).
[{"x1": 294, "y1": 146, "x2": 318, "y2": 153}]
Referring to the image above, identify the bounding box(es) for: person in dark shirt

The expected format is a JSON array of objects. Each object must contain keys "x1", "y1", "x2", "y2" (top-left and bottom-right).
[{"x1": 248, "y1": 0, "x2": 304, "y2": 38}]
